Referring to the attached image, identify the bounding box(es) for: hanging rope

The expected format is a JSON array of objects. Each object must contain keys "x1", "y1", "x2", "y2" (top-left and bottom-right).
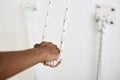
[
  {"x1": 41, "y1": 0, "x2": 53, "y2": 41},
  {"x1": 41, "y1": 0, "x2": 70, "y2": 67},
  {"x1": 58, "y1": 0, "x2": 70, "y2": 62},
  {"x1": 96, "y1": 15, "x2": 109, "y2": 80}
]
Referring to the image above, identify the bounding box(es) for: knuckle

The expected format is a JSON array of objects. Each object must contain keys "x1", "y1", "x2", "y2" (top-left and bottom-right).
[
  {"x1": 34, "y1": 44, "x2": 39, "y2": 48},
  {"x1": 47, "y1": 42, "x2": 52, "y2": 44}
]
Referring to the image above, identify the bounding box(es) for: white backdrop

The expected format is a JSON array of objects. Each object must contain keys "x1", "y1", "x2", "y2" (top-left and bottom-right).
[{"x1": 0, "y1": 0, "x2": 120, "y2": 80}]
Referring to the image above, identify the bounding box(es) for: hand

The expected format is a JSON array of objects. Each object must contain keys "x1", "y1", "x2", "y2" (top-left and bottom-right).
[{"x1": 34, "y1": 41, "x2": 60, "y2": 63}]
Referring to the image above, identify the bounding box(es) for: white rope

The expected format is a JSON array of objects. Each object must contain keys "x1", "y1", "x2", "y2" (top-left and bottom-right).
[
  {"x1": 58, "y1": 0, "x2": 70, "y2": 61},
  {"x1": 42, "y1": 0, "x2": 70, "y2": 67},
  {"x1": 96, "y1": 15, "x2": 108, "y2": 80},
  {"x1": 41, "y1": 0, "x2": 53, "y2": 41}
]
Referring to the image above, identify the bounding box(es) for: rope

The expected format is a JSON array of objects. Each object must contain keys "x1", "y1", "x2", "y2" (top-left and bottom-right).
[
  {"x1": 41, "y1": 0, "x2": 53, "y2": 41},
  {"x1": 41, "y1": 0, "x2": 70, "y2": 67},
  {"x1": 58, "y1": 0, "x2": 70, "y2": 61},
  {"x1": 96, "y1": 15, "x2": 108, "y2": 80}
]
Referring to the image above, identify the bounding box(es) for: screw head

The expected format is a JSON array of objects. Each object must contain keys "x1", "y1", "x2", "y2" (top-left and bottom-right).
[
  {"x1": 33, "y1": 8, "x2": 37, "y2": 11},
  {"x1": 96, "y1": 5, "x2": 101, "y2": 8},
  {"x1": 111, "y1": 8, "x2": 115, "y2": 11},
  {"x1": 110, "y1": 21, "x2": 114, "y2": 24}
]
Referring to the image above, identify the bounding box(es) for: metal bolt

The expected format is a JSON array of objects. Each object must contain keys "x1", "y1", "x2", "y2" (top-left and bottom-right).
[
  {"x1": 111, "y1": 8, "x2": 115, "y2": 12},
  {"x1": 96, "y1": 5, "x2": 100, "y2": 8},
  {"x1": 96, "y1": 19, "x2": 98, "y2": 22},
  {"x1": 110, "y1": 21, "x2": 114, "y2": 24},
  {"x1": 33, "y1": 8, "x2": 37, "y2": 11}
]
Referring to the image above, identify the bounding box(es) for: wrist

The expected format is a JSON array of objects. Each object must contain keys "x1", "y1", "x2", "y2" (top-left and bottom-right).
[{"x1": 31, "y1": 48, "x2": 47, "y2": 63}]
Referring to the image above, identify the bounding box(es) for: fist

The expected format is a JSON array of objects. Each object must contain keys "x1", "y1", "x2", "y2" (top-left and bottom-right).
[{"x1": 34, "y1": 42, "x2": 60, "y2": 62}]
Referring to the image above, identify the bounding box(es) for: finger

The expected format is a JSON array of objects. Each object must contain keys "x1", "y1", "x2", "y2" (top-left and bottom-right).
[
  {"x1": 48, "y1": 59, "x2": 62, "y2": 67},
  {"x1": 39, "y1": 41, "x2": 46, "y2": 46},
  {"x1": 34, "y1": 41, "x2": 46, "y2": 48},
  {"x1": 43, "y1": 59, "x2": 62, "y2": 67},
  {"x1": 34, "y1": 41, "x2": 48, "y2": 48},
  {"x1": 43, "y1": 62, "x2": 51, "y2": 66},
  {"x1": 34, "y1": 43, "x2": 39, "y2": 48},
  {"x1": 40, "y1": 42, "x2": 50, "y2": 46},
  {"x1": 43, "y1": 62, "x2": 48, "y2": 66},
  {"x1": 40, "y1": 42, "x2": 52, "y2": 47},
  {"x1": 43, "y1": 61, "x2": 55, "y2": 66},
  {"x1": 50, "y1": 59, "x2": 62, "y2": 67}
]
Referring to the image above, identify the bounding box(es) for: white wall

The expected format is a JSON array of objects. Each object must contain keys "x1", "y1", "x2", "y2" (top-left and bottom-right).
[
  {"x1": 0, "y1": 0, "x2": 34, "y2": 80},
  {"x1": 0, "y1": 0, "x2": 120, "y2": 80}
]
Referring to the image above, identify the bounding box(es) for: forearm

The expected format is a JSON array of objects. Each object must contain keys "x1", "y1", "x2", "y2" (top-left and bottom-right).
[
  {"x1": 0, "y1": 42, "x2": 60, "y2": 80},
  {"x1": 0, "y1": 48, "x2": 44, "y2": 80}
]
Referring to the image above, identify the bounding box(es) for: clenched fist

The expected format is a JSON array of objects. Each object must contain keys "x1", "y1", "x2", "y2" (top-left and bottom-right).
[{"x1": 34, "y1": 42, "x2": 61, "y2": 67}]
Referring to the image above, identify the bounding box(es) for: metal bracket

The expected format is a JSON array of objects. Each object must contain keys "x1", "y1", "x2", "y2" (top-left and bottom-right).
[{"x1": 96, "y1": 4, "x2": 116, "y2": 25}]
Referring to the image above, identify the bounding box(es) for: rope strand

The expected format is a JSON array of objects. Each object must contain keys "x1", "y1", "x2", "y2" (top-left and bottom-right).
[
  {"x1": 96, "y1": 22, "x2": 104, "y2": 80},
  {"x1": 96, "y1": 16, "x2": 108, "y2": 80},
  {"x1": 59, "y1": 0, "x2": 70, "y2": 59},
  {"x1": 41, "y1": 0, "x2": 53, "y2": 41},
  {"x1": 41, "y1": 0, "x2": 70, "y2": 67}
]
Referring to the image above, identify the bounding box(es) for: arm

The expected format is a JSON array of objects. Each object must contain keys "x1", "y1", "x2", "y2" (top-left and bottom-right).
[{"x1": 0, "y1": 42, "x2": 60, "y2": 80}]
